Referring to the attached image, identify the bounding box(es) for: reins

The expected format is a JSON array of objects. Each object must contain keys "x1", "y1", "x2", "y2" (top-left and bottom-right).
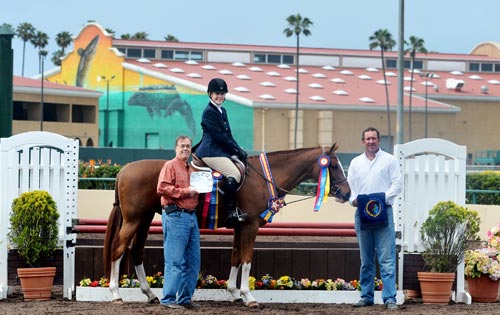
[{"x1": 245, "y1": 152, "x2": 347, "y2": 205}]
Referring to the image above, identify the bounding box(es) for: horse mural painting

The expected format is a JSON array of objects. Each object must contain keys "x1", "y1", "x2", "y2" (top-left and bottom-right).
[{"x1": 103, "y1": 144, "x2": 350, "y2": 307}]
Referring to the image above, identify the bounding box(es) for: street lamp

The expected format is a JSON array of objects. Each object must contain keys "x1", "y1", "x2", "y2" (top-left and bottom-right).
[
  {"x1": 97, "y1": 75, "x2": 115, "y2": 147},
  {"x1": 420, "y1": 72, "x2": 435, "y2": 138},
  {"x1": 39, "y1": 50, "x2": 48, "y2": 131}
]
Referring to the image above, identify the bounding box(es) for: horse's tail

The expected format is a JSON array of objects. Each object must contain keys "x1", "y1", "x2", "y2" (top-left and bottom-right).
[{"x1": 103, "y1": 176, "x2": 123, "y2": 277}]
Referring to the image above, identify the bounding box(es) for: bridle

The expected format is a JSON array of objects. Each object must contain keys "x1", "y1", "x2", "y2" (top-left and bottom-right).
[{"x1": 246, "y1": 148, "x2": 347, "y2": 203}]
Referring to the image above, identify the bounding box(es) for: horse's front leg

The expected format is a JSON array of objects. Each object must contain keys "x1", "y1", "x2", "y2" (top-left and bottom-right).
[
  {"x1": 134, "y1": 263, "x2": 158, "y2": 303},
  {"x1": 109, "y1": 255, "x2": 124, "y2": 303},
  {"x1": 239, "y1": 262, "x2": 257, "y2": 307},
  {"x1": 227, "y1": 265, "x2": 242, "y2": 302}
]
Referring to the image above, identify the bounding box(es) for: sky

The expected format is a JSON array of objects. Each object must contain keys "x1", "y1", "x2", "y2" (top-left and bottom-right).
[{"x1": 2, "y1": 0, "x2": 499, "y2": 78}]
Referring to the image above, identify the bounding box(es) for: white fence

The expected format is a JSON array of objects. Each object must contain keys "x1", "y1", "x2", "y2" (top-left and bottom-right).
[
  {"x1": 0, "y1": 132, "x2": 78, "y2": 300},
  {"x1": 394, "y1": 138, "x2": 470, "y2": 304}
]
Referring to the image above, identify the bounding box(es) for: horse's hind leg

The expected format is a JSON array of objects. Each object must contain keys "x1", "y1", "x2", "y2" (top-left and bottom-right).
[
  {"x1": 109, "y1": 254, "x2": 124, "y2": 303},
  {"x1": 238, "y1": 225, "x2": 259, "y2": 307}
]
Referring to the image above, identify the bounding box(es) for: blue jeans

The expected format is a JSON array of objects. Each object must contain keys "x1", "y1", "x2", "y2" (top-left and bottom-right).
[
  {"x1": 354, "y1": 206, "x2": 397, "y2": 305},
  {"x1": 161, "y1": 210, "x2": 201, "y2": 305}
]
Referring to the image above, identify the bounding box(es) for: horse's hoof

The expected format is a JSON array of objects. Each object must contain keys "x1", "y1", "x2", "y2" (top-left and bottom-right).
[
  {"x1": 111, "y1": 298, "x2": 124, "y2": 304},
  {"x1": 233, "y1": 298, "x2": 244, "y2": 304},
  {"x1": 246, "y1": 301, "x2": 259, "y2": 308},
  {"x1": 147, "y1": 297, "x2": 159, "y2": 304}
]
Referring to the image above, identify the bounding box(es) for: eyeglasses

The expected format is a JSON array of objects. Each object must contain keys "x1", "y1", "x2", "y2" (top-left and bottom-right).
[{"x1": 176, "y1": 144, "x2": 191, "y2": 149}]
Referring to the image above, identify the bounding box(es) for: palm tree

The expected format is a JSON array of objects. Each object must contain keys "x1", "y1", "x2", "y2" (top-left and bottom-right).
[
  {"x1": 164, "y1": 34, "x2": 179, "y2": 42},
  {"x1": 51, "y1": 50, "x2": 64, "y2": 66},
  {"x1": 55, "y1": 31, "x2": 73, "y2": 54},
  {"x1": 405, "y1": 36, "x2": 427, "y2": 140},
  {"x1": 121, "y1": 33, "x2": 131, "y2": 39},
  {"x1": 30, "y1": 31, "x2": 49, "y2": 73},
  {"x1": 131, "y1": 32, "x2": 148, "y2": 40},
  {"x1": 369, "y1": 29, "x2": 396, "y2": 138},
  {"x1": 16, "y1": 22, "x2": 36, "y2": 76},
  {"x1": 284, "y1": 13, "x2": 313, "y2": 149},
  {"x1": 105, "y1": 28, "x2": 116, "y2": 38}
]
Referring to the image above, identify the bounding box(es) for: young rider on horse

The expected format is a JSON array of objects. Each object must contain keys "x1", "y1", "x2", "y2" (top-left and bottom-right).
[{"x1": 193, "y1": 78, "x2": 248, "y2": 228}]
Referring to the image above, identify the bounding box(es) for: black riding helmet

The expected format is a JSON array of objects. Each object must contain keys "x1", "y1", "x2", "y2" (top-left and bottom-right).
[{"x1": 207, "y1": 78, "x2": 228, "y2": 94}]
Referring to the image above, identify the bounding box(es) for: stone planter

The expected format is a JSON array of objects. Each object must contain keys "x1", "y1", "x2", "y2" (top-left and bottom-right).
[{"x1": 75, "y1": 287, "x2": 404, "y2": 304}]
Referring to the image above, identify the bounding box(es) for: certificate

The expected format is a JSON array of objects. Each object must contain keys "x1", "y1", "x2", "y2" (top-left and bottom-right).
[{"x1": 190, "y1": 171, "x2": 214, "y2": 193}]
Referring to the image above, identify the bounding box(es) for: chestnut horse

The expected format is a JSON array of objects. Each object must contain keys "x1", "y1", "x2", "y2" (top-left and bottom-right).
[{"x1": 103, "y1": 144, "x2": 350, "y2": 306}]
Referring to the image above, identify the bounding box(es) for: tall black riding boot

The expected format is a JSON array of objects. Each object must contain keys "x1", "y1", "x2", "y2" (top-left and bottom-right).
[{"x1": 223, "y1": 177, "x2": 247, "y2": 228}]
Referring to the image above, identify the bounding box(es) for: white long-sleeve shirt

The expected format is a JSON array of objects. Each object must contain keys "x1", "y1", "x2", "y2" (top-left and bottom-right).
[{"x1": 347, "y1": 149, "x2": 402, "y2": 206}]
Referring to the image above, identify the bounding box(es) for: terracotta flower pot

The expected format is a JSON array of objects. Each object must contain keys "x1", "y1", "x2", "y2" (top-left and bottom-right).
[
  {"x1": 467, "y1": 275, "x2": 500, "y2": 303},
  {"x1": 417, "y1": 271, "x2": 455, "y2": 304},
  {"x1": 17, "y1": 267, "x2": 56, "y2": 301}
]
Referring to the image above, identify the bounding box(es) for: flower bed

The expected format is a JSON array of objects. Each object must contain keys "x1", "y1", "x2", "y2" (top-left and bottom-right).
[{"x1": 77, "y1": 273, "x2": 404, "y2": 304}]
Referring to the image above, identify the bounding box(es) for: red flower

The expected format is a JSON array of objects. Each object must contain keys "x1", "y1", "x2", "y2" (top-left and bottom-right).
[{"x1": 90, "y1": 281, "x2": 99, "y2": 287}]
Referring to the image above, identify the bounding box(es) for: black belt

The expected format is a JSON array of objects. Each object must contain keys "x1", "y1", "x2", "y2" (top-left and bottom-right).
[{"x1": 163, "y1": 204, "x2": 196, "y2": 214}]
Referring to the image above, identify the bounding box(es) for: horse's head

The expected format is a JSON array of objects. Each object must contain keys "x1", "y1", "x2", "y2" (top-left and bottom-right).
[{"x1": 325, "y1": 143, "x2": 351, "y2": 203}]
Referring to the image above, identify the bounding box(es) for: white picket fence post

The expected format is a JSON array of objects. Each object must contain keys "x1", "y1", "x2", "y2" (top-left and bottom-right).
[
  {"x1": 394, "y1": 138, "x2": 470, "y2": 304},
  {"x1": 0, "y1": 131, "x2": 78, "y2": 300}
]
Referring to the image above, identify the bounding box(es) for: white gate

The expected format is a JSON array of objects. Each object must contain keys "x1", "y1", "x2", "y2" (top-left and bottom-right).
[
  {"x1": 394, "y1": 138, "x2": 470, "y2": 304},
  {"x1": 0, "y1": 131, "x2": 78, "y2": 300}
]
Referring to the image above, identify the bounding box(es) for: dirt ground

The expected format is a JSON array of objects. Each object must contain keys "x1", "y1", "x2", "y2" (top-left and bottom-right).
[{"x1": 0, "y1": 285, "x2": 499, "y2": 315}]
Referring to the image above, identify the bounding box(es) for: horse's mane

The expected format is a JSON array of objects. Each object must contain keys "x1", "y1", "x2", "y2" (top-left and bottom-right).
[{"x1": 250, "y1": 146, "x2": 322, "y2": 158}]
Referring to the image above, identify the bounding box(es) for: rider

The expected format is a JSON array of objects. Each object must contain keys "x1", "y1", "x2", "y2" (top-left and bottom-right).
[{"x1": 193, "y1": 78, "x2": 248, "y2": 228}]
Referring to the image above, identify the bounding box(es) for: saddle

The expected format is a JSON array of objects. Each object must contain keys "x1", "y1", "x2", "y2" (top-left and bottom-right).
[{"x1": 190, "y1": 153, "x2": 247, "y2": 189}]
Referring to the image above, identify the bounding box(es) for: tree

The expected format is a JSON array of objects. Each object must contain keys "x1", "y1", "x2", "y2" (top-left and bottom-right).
[
  {"x1": 51, "y1": 50, "x2": 64, "y2": 66},
  {"x1": 405, "y1": 36, "x2": 427, "y2": 140},
  {"x1": 55, "y1": 31, "x2": 73, "y2": 54},
  {"x1": 164, "y1": 34, "x2": 179, "y2": 42},
  {"x1": 121, "y1": 33, "x2": 131, "y2": 39},
  {"x1": 105, "y1": 28, "x2": 116, "y2": 38},
  {"x1": 131, "y1": 32, "x2": 149, "y2": 40},
  {"x1": 284, "y1": 13, "x2": 313, "y2": 149},
  {"x1": 30, "y1": 31, "x2": 49, "y2": 73},
  {"x1": 369, "y1": 29, "x2": 396, "y2": 138},
  {"x1": 16, "y1": 22, "x2": 36, "y2": 76}
]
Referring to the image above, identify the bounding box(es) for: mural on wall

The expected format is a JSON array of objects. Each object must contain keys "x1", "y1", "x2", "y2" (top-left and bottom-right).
[
  {"x1": 46, "y1": 22, "x2": 253, "y2": 150},
  {"x1": 76, "y1": 35, "x2": 99, "y2": 87},
  {"x1": 128, "y1": 85, "x2": 196, "y2": 135}
]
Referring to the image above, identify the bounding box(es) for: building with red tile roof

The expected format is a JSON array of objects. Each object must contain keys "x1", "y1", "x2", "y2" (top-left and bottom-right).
[{"x1": 44, "y1": 22, "x2": 500, "y2": 161}]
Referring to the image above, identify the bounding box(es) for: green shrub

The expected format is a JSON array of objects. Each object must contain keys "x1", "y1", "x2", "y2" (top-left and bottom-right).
[
  {"x1": 420, "y1": 201, "x2": 481, "y2": 273},
  {"x1": 466, "y1": 171, "x2": 500, "y2": 205},
  {"x1": 78, "y1": 159, "x2": 121, "y2": 190},
  {"x1": 8, "y1": 190, "x2": 60, "y2": 268}
]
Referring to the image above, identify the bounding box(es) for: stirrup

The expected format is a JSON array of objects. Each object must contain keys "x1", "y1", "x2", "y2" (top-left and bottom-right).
[{"x1": 235, "y1": 207, "x2": 248, "y2": 222}]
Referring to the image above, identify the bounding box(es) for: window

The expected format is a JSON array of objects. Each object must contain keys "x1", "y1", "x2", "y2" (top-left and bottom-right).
[
  {"x1": 191, "y1": 51, "x2": 203, "y2": 60},
  {"x1": 127, "y1": 48, "x2": 141, "y2": 58},
  {"x1": 283, "y1": 55, "x2": 294, "y2": 64},
  {"x1": 267, "y1": 54, "x2": 281, "y2": 64},
  {"x1": 143, "y1": 49, "x2": 156, "y2": 59},
  {"x1": 254, "y1": 54, "x2": 266, "y2": 63},
  {"x1": 386, "y1": 59, "x2": 397, "y2": 68},
  {"x1": 495, "y1": 64, "x2": 500, "y2": 72},
  {"x1": 174, "y1": 50, "x2": 189, "y2": 60},
  {"x1": 481, "y1": 63, "x2": 493, "y2": 72},
  {"x1": 161, "y1": 50, "x2": 174, "y2": 60},
  {"x1": 469, "y1": 63, "x2": 480, "y2": 72}
]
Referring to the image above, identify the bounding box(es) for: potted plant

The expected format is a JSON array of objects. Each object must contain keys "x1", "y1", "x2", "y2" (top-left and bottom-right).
[
  {"x1": 418, "y1": 201, "x2": 480, "y2": 304},
  {"x1": 8, "y1": 190, "x2": 60, "y2": 301},
  {"x1": 464, "y1": 222, "x2": 500, "y2": 302}
]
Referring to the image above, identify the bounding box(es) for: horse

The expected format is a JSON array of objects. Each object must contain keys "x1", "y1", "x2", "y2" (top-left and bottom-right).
[{"x1": 103, "y1": 143, "x2": 351, "y2": 306}]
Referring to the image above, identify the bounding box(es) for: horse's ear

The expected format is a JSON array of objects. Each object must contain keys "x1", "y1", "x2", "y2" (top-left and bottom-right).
[{"x1": 328, "y1": 142, "x2": 338, "y2": 155}]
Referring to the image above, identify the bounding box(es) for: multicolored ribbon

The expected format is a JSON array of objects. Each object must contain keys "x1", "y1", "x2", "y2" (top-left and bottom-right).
[
  {"x1": 259, "y1": 153, "x2": 286, "y2": 222},
  {"x1": 201, "y1": 171, "x2": 222, "y2": 229},
  {"x1": 313, "y1": 155, "x2": 330, "y2": 211}
]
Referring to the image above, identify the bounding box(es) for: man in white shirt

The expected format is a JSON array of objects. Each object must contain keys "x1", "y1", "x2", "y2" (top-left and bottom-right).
[{"x1": 347, "y1": 127, "x2": 402, "y2": 310}]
